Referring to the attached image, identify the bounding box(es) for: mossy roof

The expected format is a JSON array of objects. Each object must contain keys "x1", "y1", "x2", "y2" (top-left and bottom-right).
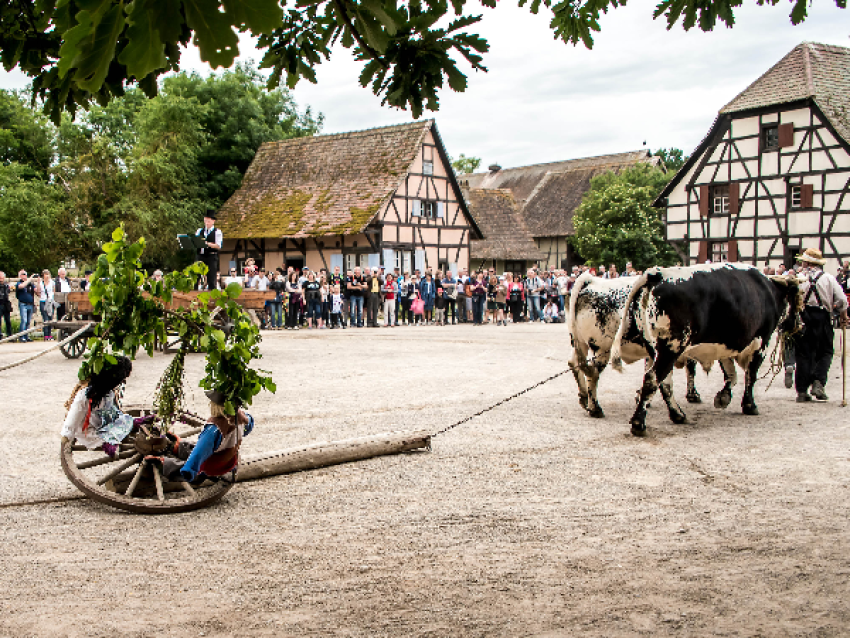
[
  {"x1": 466, "y1": 189, "x2": 546, "y2": 261},
  {"x1": 217, "y1": 121, "x2": 433, "y2": 239}
]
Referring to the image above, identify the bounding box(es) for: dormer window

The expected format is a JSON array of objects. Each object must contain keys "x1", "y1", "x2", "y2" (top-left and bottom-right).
[{"x1": 423, "y1": 160, "x2": 434, "y2": 175}]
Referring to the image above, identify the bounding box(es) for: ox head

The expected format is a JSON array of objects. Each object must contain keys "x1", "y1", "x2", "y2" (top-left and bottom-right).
[{"x1": 769, "y1": 274, "x2": 803, "y2": 336}]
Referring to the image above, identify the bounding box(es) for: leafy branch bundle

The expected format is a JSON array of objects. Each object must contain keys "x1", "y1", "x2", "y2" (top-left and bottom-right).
[{"x1": 81, "y1": 226, "x2": 276, "y2": 427}]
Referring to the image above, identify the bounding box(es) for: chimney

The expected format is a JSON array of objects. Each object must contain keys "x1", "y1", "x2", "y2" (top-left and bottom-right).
[{"x1": 488, "y1": 163, "x2": 501, "y2": 172}]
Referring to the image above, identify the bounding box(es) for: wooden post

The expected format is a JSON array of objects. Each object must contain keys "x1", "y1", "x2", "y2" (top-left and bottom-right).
[{"x1": 236, "y1": 430, "x2": 431, "y2": 482}]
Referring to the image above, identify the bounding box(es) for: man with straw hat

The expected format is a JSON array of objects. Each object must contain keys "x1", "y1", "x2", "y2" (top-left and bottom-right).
[{"x1": 793, "y1": 248, "x2": 848, "y2": 402}]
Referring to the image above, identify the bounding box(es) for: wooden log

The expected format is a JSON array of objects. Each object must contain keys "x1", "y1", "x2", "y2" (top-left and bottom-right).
[{"x1": 236, "y1": 430, "x2": 431, "y2": 483}]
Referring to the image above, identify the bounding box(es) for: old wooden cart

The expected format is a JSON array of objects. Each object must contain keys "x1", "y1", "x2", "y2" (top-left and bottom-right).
[{"x1": 56, "y1": 290, "x2": 275, "y2": 358}]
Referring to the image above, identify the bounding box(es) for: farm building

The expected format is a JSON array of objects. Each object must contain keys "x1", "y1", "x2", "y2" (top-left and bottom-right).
[
  {"x1": 657, "y1": 42, "x2": 850, "y2": 272},
  {"x1": 462, "y1": 150, "x2": 660, "y2": 271},
  {"x1": 216, "y1": 120, "x2": 482, "y2": 276}
]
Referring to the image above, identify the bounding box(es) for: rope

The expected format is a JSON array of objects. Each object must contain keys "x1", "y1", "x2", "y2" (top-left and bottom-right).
[
  {"x1": 432, "y1": 368, "x2": 572, "y2": 438},
  {"x1": 758, "y1": 331, "x2": 787, "y2": 391},
  {"x1": 0, "y1": 323, "x2": 93, "y2": 373},
  {"x1": 0, "y1": 325, "x2": 43, "y2": 345}
]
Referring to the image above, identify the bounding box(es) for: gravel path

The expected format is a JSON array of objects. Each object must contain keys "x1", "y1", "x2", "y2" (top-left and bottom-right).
[{"x1": 0, "y1": 323, "x2": 848, "y2": 637}]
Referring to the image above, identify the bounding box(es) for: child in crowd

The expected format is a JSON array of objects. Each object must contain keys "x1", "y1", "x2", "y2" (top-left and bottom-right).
[
  {"x1": 434, "y1": 285, "x2": 447, "y2": 325},
  {"x1": 543, "y1": 299, "x2": 562, "y2": 323},
  {"x1": 329, "y1": 284, "x2": 345, "y2": 329}
]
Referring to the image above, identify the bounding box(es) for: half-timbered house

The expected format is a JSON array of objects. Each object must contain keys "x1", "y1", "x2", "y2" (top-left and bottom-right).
[
  {"x1": 463, "y1": 151, "x2": 659, "y2": 270},
  {"x1": 216, "y1": 120, "x2": 481, "y2": 276},
  {"x1": 657, "y1": 42, "x2": 850, "y2": 272}
]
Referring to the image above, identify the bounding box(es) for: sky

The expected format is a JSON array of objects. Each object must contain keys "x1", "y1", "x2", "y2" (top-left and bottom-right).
[{"x1": 1, "y1": 2, "x2": 847, "y2": 169}]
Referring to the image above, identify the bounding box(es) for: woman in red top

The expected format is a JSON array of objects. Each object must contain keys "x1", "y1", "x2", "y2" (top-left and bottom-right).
[{"x1": 505, "y1": 272, "x2": 524, "y2": 324}]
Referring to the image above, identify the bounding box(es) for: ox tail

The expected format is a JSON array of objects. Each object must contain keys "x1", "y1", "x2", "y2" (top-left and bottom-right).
[
  {"x1": 567, "y1": 271, "x2": 595, "y2": 363},
  {"x1": 609, "y1": 268, "x2": 660, "y2": 372}
]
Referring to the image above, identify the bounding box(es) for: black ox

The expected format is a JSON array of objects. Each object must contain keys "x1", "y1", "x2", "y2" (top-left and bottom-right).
[{"x1": 609, "y1": 264, "x2": 801, "y2": 436}]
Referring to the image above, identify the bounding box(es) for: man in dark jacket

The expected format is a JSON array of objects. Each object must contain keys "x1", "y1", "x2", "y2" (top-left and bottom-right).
[
  {"x1": 365, "y1": 267, "x2": 383, "y2": 327},
  {"x1": 0, "y1": 271, "x2": 12, "y2": 338}
]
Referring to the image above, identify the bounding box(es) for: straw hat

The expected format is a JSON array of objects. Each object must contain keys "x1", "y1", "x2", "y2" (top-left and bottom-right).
[{"x1": 796, "y1": 248, "x2": 826, "y2": 266}]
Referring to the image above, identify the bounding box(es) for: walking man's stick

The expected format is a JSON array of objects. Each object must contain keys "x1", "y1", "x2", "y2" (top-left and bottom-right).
[{"x1": 842, "y1": 322, "x2": 847, "y2": 408}]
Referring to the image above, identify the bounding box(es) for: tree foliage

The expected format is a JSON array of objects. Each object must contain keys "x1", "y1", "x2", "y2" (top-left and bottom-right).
[
  {"x1": 653, "y1": 147, "x2": 688, "y2": 172},
  {"x1": 1, "y1": 0, "x2": 840, "y2": 124},
  {"x1": 0, "y1": 66, "x2": 320, "y2": 274},
  {"x1": 570, "y1": 163, "x2": 678, "y2": 271},
  {"x1": 451, "y1": 153, "x2": 481, "y2": 174}
]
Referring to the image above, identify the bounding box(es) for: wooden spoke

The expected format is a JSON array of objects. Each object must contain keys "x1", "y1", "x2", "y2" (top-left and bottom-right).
[
  {"x1": 152, "y1": 464, "x2": 165, "y2": 502},
  {"x1": 125, "y1": 460, "x2": 147, "y2": 498},
  {"x1": 97, "y1": 454, "x2": 142, "y2": 486},
  {"x1": 175, "y1": 427, "x2": 203, "y2": 439},
  {"x1": 76, "y1": 448, "x2": 137, "y2": 470},
  {"x1": 181, "y1": 481, "x2": 195, "y2": 495}
]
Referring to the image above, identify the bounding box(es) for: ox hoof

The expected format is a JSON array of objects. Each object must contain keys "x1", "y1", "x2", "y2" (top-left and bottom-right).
[
  {"x1": 714, "y1": 392, "x2": 732, "y2": 410},
  {"x1": 742, "y1": 403, "x2": 759, "y2": 416},
  {"x1": 588, "y1": 406, "x2": 605, "y2": 419},
  {"x1": 686, "y1": 391, "x2": 702, "y2": 404},
  {"x1": 630, "y1": 424, "x2": 647, "y2": 437},
  {"x1": 669, "y1": 411, "x2": 687, "y2": 425},
  {"x1": 579, "y1": 394, "x2": 589, "y2": 410}
]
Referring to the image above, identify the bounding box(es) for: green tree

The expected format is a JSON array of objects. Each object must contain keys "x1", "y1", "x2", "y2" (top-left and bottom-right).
[
  {"x1": 451, "y1": 153, "x2": 481, "y2": 175},
  {"x1": 654, "y1": 148, "x2": 688, "y2": 172},
  {"x1": 0, "y1": 0, "x2": 840, "y2": 123},
  {"x1": 0, "y1": 90, "x2": 54, "y2": 179},
  {"x1": 570, "y1": 164, "x2": 677, "y2": 271}
]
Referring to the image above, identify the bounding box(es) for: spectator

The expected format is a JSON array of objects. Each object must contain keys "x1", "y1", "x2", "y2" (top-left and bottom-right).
[
  {"x1": 410, "y1": 274, "x2": 424, "y2": 325},
  {"x1": 608, "y1": 264, "x2": 619, "y2": 279},
  {"x1": 599, "y1": 264, "x2": 608, "y2": 279},
  {"x1": 365, "y1": 267, "x2": 382, "y2": 328},
  {"x1": 0, "y1": 272, "x2": 12, "y2": 338},
  {"x1": 320, "y1": 274, "x2": 330, "y2": 327},
  {"x1": 434, "y1": 282, "x2": 448, "y2": 325},
  {"x1": 269, "y1": 274, "x2": 285, "y2": 330},
  {"x1": 15, "y1": 270, "x2": 36, "y2": 342},
  {"x1": 556, "y1": 270, "x2": 569, "y2": 312},
  {"x1": 382, "y1": 274, "x2": 397, "y2": 327},
  {"x1": 285, "y1": 271, "x2": 302, "y2": 330},
  {"x1": 347, "y1": 267, "x2": 366, "y2": 328},
  {"x1": 493, "y1": 275, "x2": 507, "y2": 326},
  {"x1": 79, "y1": 270, "x2": 93, "y2": 291},
  {"x1": 441, "y1": 270, "x2": 459, "y2": 325},
  {"x1": 343, "y1": 269, "x2": 353, "y2": 326},
  {"x1": 420, "y1": 271, "x2": 437, "y2": 325},
  {"x1": 486, "y1": 275, "x2": 498, "y2": 324},
  {"x1": 303, "y1": 271, "x2": 323, "y2": 329},
  {"x1": 456, "y1": 268, "x2": 468, "y2": 323},
  {"x1": 506, "y1": 273, "x2": 524, "y2": 324},
  {"x1": 329, "y1": 284, "x2": 345, "y2": 328},
  {"x1": 38, "y1": 269, "x2": 56, "y2": 340},
  {"x1": 462, "y1": 268, "x2": 473, "y2": 323},
  {"x1": 55, "y1": 267, "x2": 73, "y2": 320},
  {"x1": 525, "y1": 269, "x2": 544, "y2": 322},
  {"x1": 470, "y1": 271, "x2": 487, "y2": 325},
  {"x1": 397, "y1": 271, "x2": 413, "y2": 326},
  {"x1": 543, "y1": 299, "x2": 562, "y2": 323}
]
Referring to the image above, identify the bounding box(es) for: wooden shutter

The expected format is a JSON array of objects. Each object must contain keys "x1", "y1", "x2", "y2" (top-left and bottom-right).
[
  {"x1": 800, "y1": 183, "x2": 814, "y2": 208},
  {"x1": 699, "y1": 185, "x2": 709, "y2": 217},
  {"x1": 437, "y1": 202, "x2": 445, "y2": 218},
  {"x1": 411, "y1": 200, "x2": 422, "y2": 217},
  {"x1": 778, "y1": 123, "x2": 794, "y2": 148},
  {"x1": 330, "y1": 253, "x2": 343, "y2": 271},
  {"x1": 729, "y1": 183, "x2": 740, "y2": 215},
  {"x1": 727, "y1": 240, "x2": 738, "y2": 262},
  {"x1": 383, "y1": 248, "x2": 395, "y2": 270},
  {"x1": 414, "y1": 249, "x2": 426, "y2": 272},
  {"x1": 697, "y1": 241, "x2": 708, "y2": 264}
]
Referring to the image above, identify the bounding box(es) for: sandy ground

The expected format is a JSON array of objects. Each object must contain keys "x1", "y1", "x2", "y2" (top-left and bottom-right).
[{"x1": 0, "y1": 322, "x2": 848, "y2": 637}]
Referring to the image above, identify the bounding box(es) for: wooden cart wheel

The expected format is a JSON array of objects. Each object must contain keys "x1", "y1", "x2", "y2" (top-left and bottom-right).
[
  {"x1": 61, "y1": 407, "x2": 234, "y2": 514},
  {"x1": 58, "y1": 314, "x2": 88, "y2": 359}
]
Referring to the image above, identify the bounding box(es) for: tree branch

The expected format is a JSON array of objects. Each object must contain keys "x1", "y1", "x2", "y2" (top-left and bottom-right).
[{"x1": 332, "y1": 0, "x2": 389, "y2": 69}]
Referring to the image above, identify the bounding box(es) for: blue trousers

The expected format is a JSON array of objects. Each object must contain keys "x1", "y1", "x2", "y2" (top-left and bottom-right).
[{"x1": 18, "y1": 302, "x2": 33, "y2": 341}]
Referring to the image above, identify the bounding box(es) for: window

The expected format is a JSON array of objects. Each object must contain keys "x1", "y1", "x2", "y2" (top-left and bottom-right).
[
  {"x1": 762, "y1": 125, "x2": 779, "y2": 151},
  {"x1": 423, "y1": 160, "x2": 434, "y2": 175},
  {"x1": 790, "y1": 185, "x2": 802, "y2": 209},
  {"x1": 423, "y1": 201, "x2": 438, "y2": 218},
  {"x1": 710, "y1": 242, "x2": 729, "y2": 262},
  {"x1": 711, "y1": 185, "x2": 729, "y2": 216}
]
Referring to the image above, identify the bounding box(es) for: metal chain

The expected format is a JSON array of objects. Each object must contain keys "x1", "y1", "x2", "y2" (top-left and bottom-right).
[{"x1": 431, "y1": 368, "x2": 572, "y2": 438}]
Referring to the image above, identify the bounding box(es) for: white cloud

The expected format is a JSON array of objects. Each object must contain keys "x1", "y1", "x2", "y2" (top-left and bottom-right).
[{"x1": 1, "y1": 2, "x2": 847, "y2": 168}]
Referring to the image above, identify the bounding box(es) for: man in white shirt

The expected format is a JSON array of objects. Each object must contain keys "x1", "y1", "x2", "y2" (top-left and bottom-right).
[
  {"x1": 196, "y1": 210, "x2": 223, "y2": 289},
  {"x1": 792, "y1": 248, "x2": 848, "y2": 403}
]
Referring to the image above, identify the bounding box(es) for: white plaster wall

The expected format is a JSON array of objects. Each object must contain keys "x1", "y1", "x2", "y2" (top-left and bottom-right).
[
  {"x1": 732, "y1": 116, "x2": 760, "y2": 138},
  {"x1": 781, "y1": 108, "x2": 810, "y2": 129},
  {"x1": 787, "y1": 211, "x2": 821, "y2": 235}
]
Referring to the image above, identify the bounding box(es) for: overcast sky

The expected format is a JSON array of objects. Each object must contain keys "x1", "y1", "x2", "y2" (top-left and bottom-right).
[{"x1": 1, "y1": 3, "x2": 847, "y2": 169}]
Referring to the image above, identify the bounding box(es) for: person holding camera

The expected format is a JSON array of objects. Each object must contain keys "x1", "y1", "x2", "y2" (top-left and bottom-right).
[
  {"x1": 38, "y1": 269, "x2": 57, "y2": 340},
  {"x1": 15, "y1": 270, "x2": 37, "y2": 342}
]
